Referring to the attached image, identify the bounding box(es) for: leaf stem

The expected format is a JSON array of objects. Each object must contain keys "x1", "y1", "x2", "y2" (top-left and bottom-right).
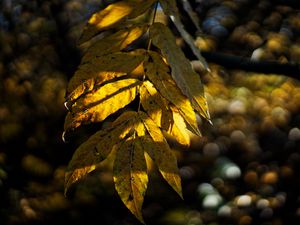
[
  {"x1": 147, "y1": 1, "x2": 159, "y2": 51},
  {"x1": 136, "y1": 1, "x2": 159, "y2": 116}
]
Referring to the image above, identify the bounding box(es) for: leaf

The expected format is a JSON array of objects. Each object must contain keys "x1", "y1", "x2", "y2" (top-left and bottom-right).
[
  {"x1": 140, "y1": 80, "x2": 169, "y2": 127},
  {"x1": 140, "y1": 81, "x2": 190, "y2": 146},
  {"x1": 66, "y1": 49, "x2": 147, "y2": 102},
  {"x1": 82, "y1": 24, "x2": 149, "y2": 63},
  {"x1": 64, "y1": 79, "x2": 140, "y2": 131},
  {"x1": 114, "y1": 136, "x2": 148, "y2": 224},
  {"x1": 166, "y1": 105, "x2": 191, "y2": 146},
  {"x1": 149, "y1": 23, "x2": 211, "y2": 122},
  {"x1": 159, "y1": 0, "x2": 209, "y2": 71},
  {"x1": 79, "y1": 0, "x2": 156, "y2": 43},
  {"x1": 138, "y1": 111, "x2": 183, "y2": 198},
  {"x1": 65, "y1": 111, "x2": 137, "y2": 194},
  {"x1": 144, "y1": 51, "x2": 201, "y2": 135},
  {"x1": 112, "y1": 111, "x2": 183, "y2": 222}
]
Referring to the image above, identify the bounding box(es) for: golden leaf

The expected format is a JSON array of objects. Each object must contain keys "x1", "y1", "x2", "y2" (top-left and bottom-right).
[
  {"x1": 130, "y1": 61, "x2": 146, "y2": 79},
  {"x1": 64, "y1": 111, "x2": 137, "y2": 194},
  {"x1": 159, "y1": 0, "x2": 209, "y2": 70},
  {"x1": 64, "y1": 79, "x2": 140, "y2": 131},
  {"x1": 66, "y1": 49, "x2": 147, "y2": 102},
  {"x1": 140, "y1": 81, "x2": 190, "y2": 146},
  {"x1": 79, "y1": 0, "x2": 156, "y2": 43},
  {"x1": 113, "y1": 136, "x2": 148, "y2": 224},
  {"x1": 165, "y1": 105, "x2": 191, "y2": 146},
  {"x1": 140, "y1": 80, "x2": 169, "y2": 127},
  {"x1": 149, "y1": 23, "x2": 211, "y2": 122},
  {"x1": 138, "y1": 111, "x2": 183, "y2": 198},
  {"x1": 82, "y1": 24, "x2": 148, "y2": 63},
  {"x1": 144, "y1": 51, "x2": 201, "y2": 135}
]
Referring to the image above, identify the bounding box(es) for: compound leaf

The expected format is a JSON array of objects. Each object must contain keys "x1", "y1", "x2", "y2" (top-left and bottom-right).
[{"x1": 63, "y1": 0, "x2": 212, "y2": 223}]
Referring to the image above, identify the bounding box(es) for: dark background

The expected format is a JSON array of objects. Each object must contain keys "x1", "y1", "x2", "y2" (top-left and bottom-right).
[{"x1": 1, "y1": 0, "x2": 300, "y2": 224}]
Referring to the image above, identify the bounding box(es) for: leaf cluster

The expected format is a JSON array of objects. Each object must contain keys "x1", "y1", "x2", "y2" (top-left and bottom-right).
[{"x1": 63, "y1": 0, "x2": 210, "y2": 223}]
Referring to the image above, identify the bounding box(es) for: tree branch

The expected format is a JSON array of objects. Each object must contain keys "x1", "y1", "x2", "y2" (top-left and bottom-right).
[
  {"x1": 275, "y1": 0, "x2": 300, "y2": 8},
  {"x1": 200, "y1": 51, "x2": 300, "y2": 80}
]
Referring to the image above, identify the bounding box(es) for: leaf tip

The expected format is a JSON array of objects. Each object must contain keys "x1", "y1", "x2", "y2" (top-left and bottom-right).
[
  {"x1": 63, "y1": 187, "x2": 68, "y2": 198},
  {"x1": 178, "y1": 190, "x2": 184, "y2": 200},
  {"x1": 136, "y1": 215, "x2": 146, "y2": 224},
  {"x1": 64, "y1": 174, "x2": 72, "y2": 197},
  {"x1": 173, "y1": 184, "x2": 183, "y2": 200}
]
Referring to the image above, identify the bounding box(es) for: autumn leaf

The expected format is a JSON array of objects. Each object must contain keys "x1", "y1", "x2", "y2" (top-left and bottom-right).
[
  {"x1": 140, "y1": 80, "x2": 169, "y2": 127},
  {"x1": 113, "y1": 111, "x2": 183, "y2": 222},
  {"x1": 144, "y1": 51, "x2": 201, "y2": 135},
  {"x1": 64, "y1": 111, "x2": 137, "y2": 195},
  {"x1": 139, "y1": 111, "x2": 183, "y2": 198},
  {"x1": 64, "y1": 79, "x2": 140, "y2": 131},
  {"x1": 114, "y1": 136, "x2": 148, "y2": 224},
  {"x1": 159, "y1": 0, "x2": 209, "y2": 70},
  {"x1": 66, "y1": 49, "x2": 147, "y2": 102},
  {"x1": 140, "y1": 81, "x2": 190, "y2": 146},
  {"x1": 81, "y1": 24, "x2": 149, "y2": 63},
  {"x1": 63, "y1": 0, "x2": 212, "y2": 223},
  {"x1": 112, "y1": 113, "x2": 147, "y2": 223},
  {"x1": 79, "y1": 0, "x2": 156, "y2": 44},
  {"x1": 166, "y1": 105, "x2": 191, "y2": 146},
  {"x1": 149, "y1": 23, "x2": 211, "y2": 122}
]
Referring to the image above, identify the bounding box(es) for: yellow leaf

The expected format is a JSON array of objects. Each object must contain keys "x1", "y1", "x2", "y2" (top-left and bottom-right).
[
  {"x1": 165, "y1": 105, "x2": 191, "y2": 147},
  {"x1": 149, "y1": 23, "x2": 211, "y2": 121},
  {"x1": 64, "y1": 111, "x2": 137, "y2": 194},
  {"x1": 79, "y1": 0, "x2": 156, "y2": 43},
  {"x1": 159, "y1": 0, "x2": 209, "y2": 70},
  {"x1": 64, "y1": 79, "x2": 140, "y2": 131},
  {"x1": 130, "y1": 60, "x2": 147, "y2": 79},
  {"x1": 140, "y1": 81, "x2": 190, "y2": 146},
  {"x1": 144, "y1": 51, "x2": 201, "y2": 135},
  {"x1": 112, "y1": 110, "x2": 138, "y2": 126},
  {"x1": 66, "y1": 49, "x2": 147, "y2": 102},
  {"x1": 82, "y1": 24, "x2": 148, "y2": 63},
  {"x1": 113, "y1": 136, "x2": 148, "y2": 223},
  {"x1": 140, "y1": 80, "x2": 169, "y2": 127},
  {"x1": 138, "y1": 111, "x2": 183, "y2": 198}
]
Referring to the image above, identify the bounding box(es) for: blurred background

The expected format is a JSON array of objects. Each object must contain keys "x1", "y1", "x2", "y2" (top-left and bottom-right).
[{"x1": 0, "y1": 0, "x2": 300, "y2": 224}]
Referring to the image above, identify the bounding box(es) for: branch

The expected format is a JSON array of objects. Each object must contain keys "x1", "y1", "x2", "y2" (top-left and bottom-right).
[
  {"x1": 200, "y1": 51, "x2": 300, "y2": 80},
  {"x1": 275, "y1": 0, "x2": 300, "y2": 8}
]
